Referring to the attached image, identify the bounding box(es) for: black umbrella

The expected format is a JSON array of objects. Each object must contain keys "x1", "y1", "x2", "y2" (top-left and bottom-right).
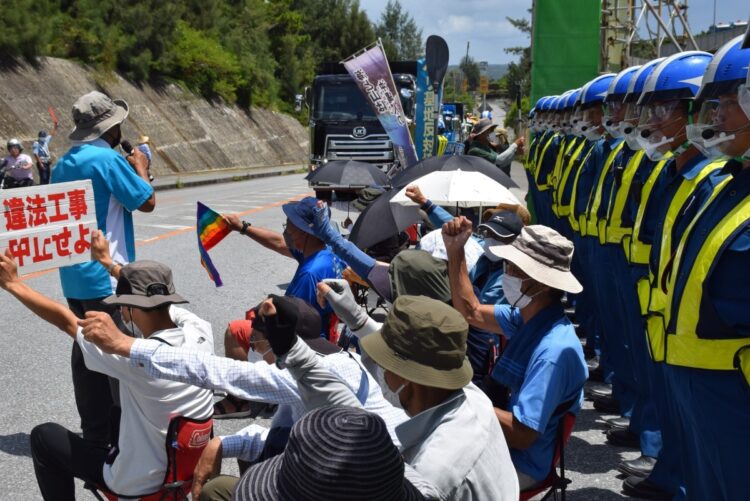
[
  {"x1": 348, "y1": 189, "x2": 420, "y2": 250},
  {"x1": 306, "y1": 160, "x2": 389, "y2": 188},
  {"x1": 391, "y1": 154, "x2": 518, "y2": 189}
]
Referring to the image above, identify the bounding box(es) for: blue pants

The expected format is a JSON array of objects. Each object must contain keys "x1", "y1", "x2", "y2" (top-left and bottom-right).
[
  {"x1": 586, "y1": 239, "x2": 636, "y2": 416},
  {"x1": 664, "y1": 364, "x2": 750, "y2": 500},
  {"x1": 645, "y1": 362, "x2": 686, "y2": 498},
  {"x1": 618, "y1": 260, "x2": 662, "y2": 457}
]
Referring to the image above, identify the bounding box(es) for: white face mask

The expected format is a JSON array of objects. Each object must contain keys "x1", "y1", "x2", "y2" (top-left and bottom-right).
[
  {"x1": 502, "y1": 274, "x2": 535, "y2": 309},
  {"x1": 579, "y1": 121, "x2": 603, "y2": 141},
  {"x1": 375, "y1": 366, "x2": 405, "y2": 409}
]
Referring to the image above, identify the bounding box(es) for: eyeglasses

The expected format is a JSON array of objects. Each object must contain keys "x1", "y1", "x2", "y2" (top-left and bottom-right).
[{"x1": 248, "y1": 334, "x2": 269, "y2": 352}]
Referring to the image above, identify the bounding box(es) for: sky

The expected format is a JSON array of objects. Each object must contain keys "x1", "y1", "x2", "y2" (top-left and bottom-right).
[{"x1": 358, "y1": 0, "x2": 749, "y2": 65}]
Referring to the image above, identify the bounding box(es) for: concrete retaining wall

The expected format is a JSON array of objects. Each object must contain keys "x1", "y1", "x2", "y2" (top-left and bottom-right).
[{"x1": 0, "y1": 57, "x2": 308, "y2": 177}]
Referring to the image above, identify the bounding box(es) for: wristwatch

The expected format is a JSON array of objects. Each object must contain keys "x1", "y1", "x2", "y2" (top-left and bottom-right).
[
  {"x1": 240, "y1": 221, "x2": 252, "y2": 236},
  {"x1": 107, "y1": 261, "x2": 123, "y2": 275}
]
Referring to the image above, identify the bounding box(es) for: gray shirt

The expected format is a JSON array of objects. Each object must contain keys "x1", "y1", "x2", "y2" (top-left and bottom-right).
[{"x1": 280, "y1": 338, "x2": 519, "y2": 500}]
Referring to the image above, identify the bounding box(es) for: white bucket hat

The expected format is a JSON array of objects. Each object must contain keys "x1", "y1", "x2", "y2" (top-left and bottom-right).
[{"x1": 488, "y1": 225, "x2": 583, "y2": 293}]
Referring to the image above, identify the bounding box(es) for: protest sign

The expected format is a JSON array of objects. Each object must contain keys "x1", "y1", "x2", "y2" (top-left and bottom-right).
[{"x1": 0, "y1": 181, "x2": 97, "y2": 275}]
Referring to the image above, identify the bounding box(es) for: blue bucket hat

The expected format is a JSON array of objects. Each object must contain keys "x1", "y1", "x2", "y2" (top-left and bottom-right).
[{"x1": 282, "y1": 196, "x2": 319, "y2": 236}]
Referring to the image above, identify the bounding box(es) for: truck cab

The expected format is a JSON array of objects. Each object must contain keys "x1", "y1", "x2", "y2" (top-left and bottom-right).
[{"x1": 307, "y1": 62, "x2": 416, "y2": 173}]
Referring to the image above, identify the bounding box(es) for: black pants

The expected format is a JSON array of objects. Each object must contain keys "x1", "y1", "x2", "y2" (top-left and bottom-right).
[
  {"x1": 67, "y1": 297, "x2": 125, "y2": 443},
  {"x1": 30, "y1": 422, "x2": 109, "y2": 501}
]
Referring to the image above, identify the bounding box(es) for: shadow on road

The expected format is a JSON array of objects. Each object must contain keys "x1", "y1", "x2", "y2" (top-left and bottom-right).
[
  {"x1": 0, "y1": 432, "x2": 32, "y2": 457},
  {"x1": 568, "y1": 487, "x2": 627, "y2": 500}
]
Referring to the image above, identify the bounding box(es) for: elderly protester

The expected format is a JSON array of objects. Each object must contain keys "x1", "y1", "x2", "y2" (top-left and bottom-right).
[{"x1": 442, "y1": 218, "x2": 588, "y2": 490}]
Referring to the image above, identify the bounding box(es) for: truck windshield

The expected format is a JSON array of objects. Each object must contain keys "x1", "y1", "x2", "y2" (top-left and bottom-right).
[{"x1": 313, "y1": 78, "x2": 415, "y2": 121}]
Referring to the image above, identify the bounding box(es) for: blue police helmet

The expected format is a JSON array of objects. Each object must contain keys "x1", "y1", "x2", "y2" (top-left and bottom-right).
[
  {"x1": 555, "y1": 90, "x2": 574, "y2": 111},
  {"x1": 565, "y1": 89, "x2": 582, "y2": 109},
  {"x1": 697, "y1": 35, "x2": 750, "y2": 101},
  {"x1": 528, "y1": 107, "x2": 536, "y2": 119},
  {"x1": 605, "y1": 66, "x2": 641, "y2": 103},
  {"x1": 623, "y1": 58, "x2": 666, "y2": 103},
  {"x1": 580, "y1": 74, "x2": 617, "y2": 106},
  {"x1": 534, "y1": 96, "x2": 548, "y2": 110},
  {"x1": 637, "y1": 51, "x2": 713, "y2": 106},
  {"x1": 540, "y1": 96, "x2": 558, "y2": 111}
]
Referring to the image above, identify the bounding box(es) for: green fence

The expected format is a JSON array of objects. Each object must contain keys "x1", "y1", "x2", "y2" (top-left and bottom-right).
[{"x1": 531, "y1": 0, "x2": 602, "y2": 103}]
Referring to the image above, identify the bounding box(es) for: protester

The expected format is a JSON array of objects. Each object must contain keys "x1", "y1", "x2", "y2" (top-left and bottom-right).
[
  {"x1": 74, "y1": 292, "x2": 429, "y2": 499},
  {"x1": 216, "y1": 196, "x2": 341, "y2": 416},
  {"x1": 442, "y1": 219, "x2": 587, "y2": 489},
  {"x1": 49, "y1": 90, "x2": 155, "y2": 445},
  {"x1": 0, "y1": 248, "x2": 213, "y2": 500},
  {"x1": 231, "y1": 406, "x2": 426, "y2": 501},
  {"x1": 136, "y1": 134, "x2": 155, "y2": 181},
  {"x1": 32, "y1": 120, "x2": 59, "y2": 185},
  {"x1": 1, "y1": 138, "x2": 35, "y2": 188},
  {"x1": 272, "y1": 291, "x2": 520, "y2": 500},
  {"x1": 466, "y1": 118, "x2": 524, "y2": 175}
]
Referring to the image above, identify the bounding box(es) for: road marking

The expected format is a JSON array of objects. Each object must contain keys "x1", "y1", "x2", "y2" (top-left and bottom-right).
[
  {"x1": 20, "y1": 192, "x2": 312, "y2": 283},
  {"x1": 142, "y1": 224, "x2": 192, "y2": 230}
]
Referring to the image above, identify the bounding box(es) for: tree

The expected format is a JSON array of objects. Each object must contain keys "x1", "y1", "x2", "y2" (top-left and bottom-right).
[
  {"x1": 504, "y1": 11, "x2": 532, "y2": 100},
  {"x1": 375, "y1": 0, "x2": 423, "y2": 60},
  {"x1": 460, "y1": 55, "x2": 481, "y2": 90}
]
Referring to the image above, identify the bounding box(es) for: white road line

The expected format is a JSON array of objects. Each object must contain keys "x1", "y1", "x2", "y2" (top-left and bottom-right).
[{"x1": 140, "y1": 224, "x2": 191, "y2": 230}]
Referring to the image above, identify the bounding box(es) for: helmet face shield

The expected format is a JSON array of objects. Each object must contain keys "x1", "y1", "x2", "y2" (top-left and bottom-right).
[
  {"x1": 687, "y1": 94, "x2": 750, "y2": 159},
  {"x1": 603, "y1": 100, "x2": 627, "y2": 137},
  {"x1": 635, "y1": 100, "x2": 686, "y2": 160},
  {"x1": 622, "y1": 102, "x2": 643, "y2": 149},
  {"x1": 570, "y1": 106, "x2": 584, "y2": 137},
  {"x1": 580, "y1": 105, "x2": 604, "y2": 141}
]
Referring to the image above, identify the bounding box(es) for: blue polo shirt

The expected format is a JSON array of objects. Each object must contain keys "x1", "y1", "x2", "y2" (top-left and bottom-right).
[
  {"x1": 493, "y1": 304, "x2": 587, "y2": 481},
  {"x1": 287, "y1": 248, "x2": 341, "y2": 336},
  {"x1": 51, "y1": 141, "x2": 153, "y2": 299}
]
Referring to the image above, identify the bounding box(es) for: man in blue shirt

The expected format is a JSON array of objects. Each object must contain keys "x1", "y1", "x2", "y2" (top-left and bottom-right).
[
  {"x1": 216, "y1": 197, "x2": 340, "y2": 418},
  {"x1": 51, "y1": 91, "x2": 155, "y2": 444},
  {"x1": 443, "y1": 218, "x2": 587, "y2": 489}
]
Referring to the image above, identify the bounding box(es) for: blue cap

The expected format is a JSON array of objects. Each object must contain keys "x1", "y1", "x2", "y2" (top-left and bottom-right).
[
  {"x1": 282, "y1": 197, "x2": 319, "y2": 237},
  {"x1": 565, "y1": 89, "x2": 582, "y2": 109}
]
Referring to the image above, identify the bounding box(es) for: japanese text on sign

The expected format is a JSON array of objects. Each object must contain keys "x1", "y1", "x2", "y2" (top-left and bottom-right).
[{"x1": 0, "y1": 181, "x2": 97, "y2": 275}]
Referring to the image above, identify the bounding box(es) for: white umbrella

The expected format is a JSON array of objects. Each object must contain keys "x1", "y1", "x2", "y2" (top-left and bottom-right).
[{"x1": 390, "y1": 169, "x2": 519, "y2": 208}]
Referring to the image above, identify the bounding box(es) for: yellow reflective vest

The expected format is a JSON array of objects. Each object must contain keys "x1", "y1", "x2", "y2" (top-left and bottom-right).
[
  {"x1": 661, "y1": 188, "x2": 750, "y2": 370},
  {"x1": 554, "y1": 140, "x2": 591, "y2": 219},
  {"x1": 581, "y1": 141, "x2": 626, "y2": 238},
  {"x1": 638, "y1": 159, "x2": 727, "y2": 361},
  {"x1": 603, "y1": 150, "x2": 645, "y2": 245}
]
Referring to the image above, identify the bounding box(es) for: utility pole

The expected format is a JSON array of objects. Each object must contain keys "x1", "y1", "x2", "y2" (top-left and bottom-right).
[{"x1": 465, "y1": 41, "x2": 470, "y2": 62}]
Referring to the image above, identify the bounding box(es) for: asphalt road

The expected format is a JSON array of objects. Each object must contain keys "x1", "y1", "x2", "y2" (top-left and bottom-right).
[{"x1": 0, "y1": 168, "x2": 633, "y2": 499}]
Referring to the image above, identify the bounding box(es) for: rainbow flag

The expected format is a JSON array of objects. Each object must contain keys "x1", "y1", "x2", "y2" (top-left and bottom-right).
[{"x1": 196, "y1": 202, "x2": 231, "y2": 286}]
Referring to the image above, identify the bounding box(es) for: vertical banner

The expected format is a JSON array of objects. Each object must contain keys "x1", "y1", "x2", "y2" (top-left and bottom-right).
[
  {"x1": 0, "y1": 180, "x2": 97, "y2": 275},
  {"x1": 342, "y1": 41, "x2": 418, "y2": 169},
  {"x1": 415, "y1": 58, "x2": 436, "y2": 160}
]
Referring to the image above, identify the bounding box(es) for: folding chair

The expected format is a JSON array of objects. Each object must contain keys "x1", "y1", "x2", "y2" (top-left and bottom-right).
[
  {"x1": 519, "y1": 412, "x2": 576, "y2": 501},
  {"x1": 86, "y1": 416, "x2": 214, "y2": 501}
]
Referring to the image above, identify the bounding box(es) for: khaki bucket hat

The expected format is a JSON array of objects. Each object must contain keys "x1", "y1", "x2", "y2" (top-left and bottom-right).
[
  {"x1": 488, "y1": 225, "x2": 583, "y2": 293},
  {"x1": 69, "y1": 91, "x2": 129, "y2": 142},
  {"x1": 360, "y1": 295, "x2": 472, "y2": 390}
]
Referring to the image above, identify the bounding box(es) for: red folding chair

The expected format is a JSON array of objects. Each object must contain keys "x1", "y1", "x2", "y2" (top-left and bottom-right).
[
  {"x1": 519, "y1": 412, "x2": 576, "y2": 501},
  {"x1": 86, "y1": 415, "x2": 214, "y2": 501}
]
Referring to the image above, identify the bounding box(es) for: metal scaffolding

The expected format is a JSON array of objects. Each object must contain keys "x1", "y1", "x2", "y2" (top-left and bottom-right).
[{"x1": 601, "y1": 0, "x2": 699, "y2": 71}]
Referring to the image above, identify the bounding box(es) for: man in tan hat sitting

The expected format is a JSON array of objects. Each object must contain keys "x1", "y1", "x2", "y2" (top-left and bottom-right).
[
  {"x1": 466, "y1": 118, "x2": 525, "y2": 175},
  {"x1": 0, "y1": 249, "x2": 213, "y2": 500},
  {"x1": 442, "y1": 217, "x2": 588, "y2": 489},
  {"x1": 266, "y1": 292, "x2": 521, "y2": 500}
]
